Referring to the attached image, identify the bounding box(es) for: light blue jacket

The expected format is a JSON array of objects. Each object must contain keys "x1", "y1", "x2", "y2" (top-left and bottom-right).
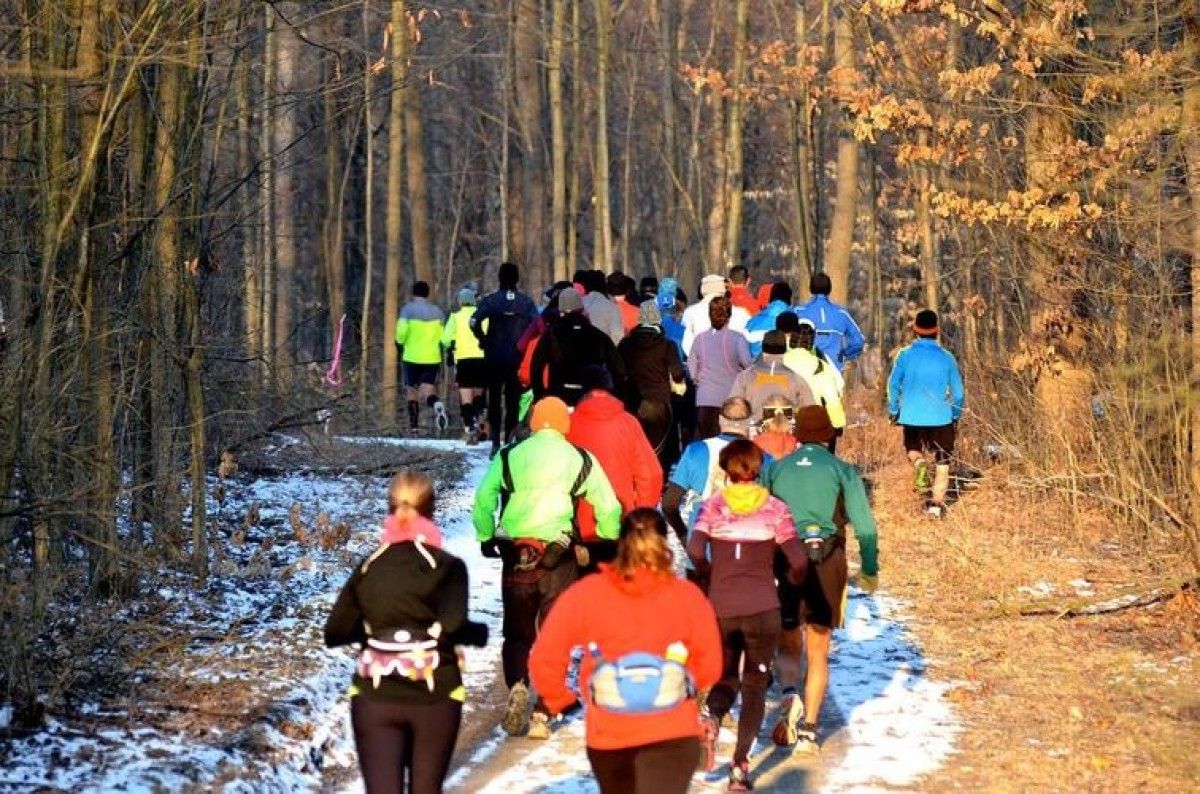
[
  {"x1": 887, "y1": 338, "x2": 965, "y2": 427},
  {"x1": 793, "y1": 296, "x2": 864, "y2": 370},
  {"x1": 744, "y1": 301, "x2": 794, "y2": 358}
]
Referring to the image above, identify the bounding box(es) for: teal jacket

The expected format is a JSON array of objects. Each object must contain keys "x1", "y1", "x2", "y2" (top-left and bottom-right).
[
  {"x1": 473, "y1": 429, "x2": 621, "y2": 543},
  {"x1": 765, "y1": 443, "x2": 878, "y2": 576}
]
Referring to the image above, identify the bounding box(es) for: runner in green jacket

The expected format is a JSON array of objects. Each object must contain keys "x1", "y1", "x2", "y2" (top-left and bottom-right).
[
  {"x1": 471, "y1": 396, "x2": 621, "y2": 740},
  {"x1": 764, "y1": 404, "x2": 879, "y2": 756}
]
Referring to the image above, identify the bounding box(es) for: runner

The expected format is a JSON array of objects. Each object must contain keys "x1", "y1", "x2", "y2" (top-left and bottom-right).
[
  {"x1": 608, "y1": 271, "x2": 640, "y2": 334},
  {"x1": 886, "y1": 308, "x2": 965, "y2": 517},
  {"x1": 528, "y1": 508, "x2": 723, "y2": 794},
  {"x1": 661, "y1": 397, "x2": 759, "y2": 553},
  {"x1": 681, "y1": 275, "x2": 750, "y2": 356},
  {"x1": 729, "y1": 330, "x2": 816, "y2": 426},
  {"x1": 688, "y1": 296, "x2": 753, "y2": 439},
  {"x1": 567, "y1": 365, "x2": 663, "y2": 570},
  {"x1": 778, "y1": 315, "x2": 847, "y2": 453},
  {"x1": 576, "y1": 269, "x2": 625, "y2": 345},
  {"x1": 472, "y1": 262, "x2": 538, "y2": 457},
  {"x1": 617, "y1": 300, "x2": 688, "y2": 472},
  {"x1": 792, "y1": 272, "x2": 865, "y2": 373},
  {"x1": 472, "y1": 396, "x2": 622, "y2": 740},
  {"x1": 394, "y1": 281, "x2": 447, "y2": 433},
  {"x1": 753, "y1": 393, "x2": 798, "y2": 460},
  {"x1": 726, "y1": 265, "x2": 759, "y2": 316},
  {"x1": 744, "y1": 281, "x2": 794, "y2": 358},
  {"x1": 528, "y1": 288, "x2": 626, "y2": 407},
  {"x1": 765, "y1": 405, "x2": 879, "y2": 755},
  {"x1": 688, "y1": 440, "x2": 807, "y2": 789},
  {"x1": 441, "y1": 286, "x2": 488, "y2": 442},
  {"x1": 324, "y1": 470, "x2": 489, "y2": 794}
]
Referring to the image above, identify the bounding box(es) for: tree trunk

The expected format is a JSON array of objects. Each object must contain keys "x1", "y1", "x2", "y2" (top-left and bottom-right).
[
  {"x1": 322, "y1": 56, "x2": 346, "y2": 349},
  {"x1": 383, "y1": 0, "x2": 407, "y2": 427},
  {"x1": 260, "y1": 5, "x2": 276, "y2": 382},
  {"x1": 567, "y1": 0, "x2": 583, "y2": 273},
  {"x1": 1182, "y1": 6, "x2": 1200, "y2": 570},
  {"x1": 657, "y1": 0, "x2": 680, "y2": 275},
  {"x1": 403, "y1": 23, "x2": 433, "y2": 285},
  {"x1": 787, "y1": 1, "x2": 815, "y2": 286},
  {"x1": 549, "y1": 0, "x2": 568, "y2": 280},
  {"x1": 823, "y1": 7, "x2": 858, "y2": 304},
  {"x1": 722, "y1": 0, "x2": 750, "y2": 270},
  {"x1": 272, "y1": 4, "x2": 301, "y2": 386},
  {"x1": 512, "y1": 0, "x2": 545, "y2": 279},
  {"x1": 237, "y1": 44, "x2": 261, "y2": 372},
  {"x1": 361, "y1": 0, "x2": 376, "y2": 416},
  {"x1": 593, "y1": 0, "x2": 613, "y2": 270}
]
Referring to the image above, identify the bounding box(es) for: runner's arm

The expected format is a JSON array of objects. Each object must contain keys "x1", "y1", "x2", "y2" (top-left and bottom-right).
[
  {"x1": 886, "y1": 349, "x2": 906, "y2": 419},
  {"x1": 472, "y1": 458, "x2": 505, "y2": 542},
  {"x1": 439, "y1": 557, "x2": 489, "y2": 647},
  {"x1": 842, "y1": 468, "x2": 879, "y2": 576},
  {"x1": 661, "y1": 482, "x2": 689, "y2": 545},
  {"x1": 323, "y1": 568, "x2": 366, "y2": 648},
  {"x1": 528, "y1": 587, "x2": 582, "y2": 716},
  {"x1": 580, "y1": 453, "x2": 622, "y2": 540},
  {"x1": 841, "y1": 310, "x2": 865, "y2": 362},
  {"x1": 948, "y1": 355, "x2": 965, "y2": 421}
]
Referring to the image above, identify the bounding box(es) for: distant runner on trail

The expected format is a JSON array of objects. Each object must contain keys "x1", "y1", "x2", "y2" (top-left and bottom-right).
[
  {"x1": 744, "y1": 280, "x2": 794, "y2": 358},
  {"x1": 728, "y1": 330, "x2": 816, "y2": 426},
  {"x1": 617, "y1": 299, "x2": 688, "y2": 473},
  {"x1": 324, "y1": 470, "x2": 489, "y2": 794},
  {"x1": 689, "y1": 440, "x2": 807, "y2": 789},
  {"x1": 688, "y1": 296, "x2": 753, "y2": 439},
  {"x1": 681, "y1": 274, "x2": 751, "y2": 357},
  {"x1": 887, "y1": 309, "x2": 965, "y2": 518},
  {"x1": 472, "y1": 397, "x2": 621, "y2": 740},
  {"x1": 441, "y1": 286, "x2": 488, "y2": 442},
  {"x1": 529, "y1": 508, "x2": 722, "y2": 794},
  {"x1": 726, "y1": 265, "x2": 759, "y2": 317},
  {"x1": 779, "y1": 314, "x2": 848, "y2": 453},
  {"x1": 394, "y1": 281, "x2": 446, "y2": 433},
  {"x1": 765, "y1": 405, "x2": 879, "y2": 756},
  {"x1": 528, "y1": 288, "x2": 626, "y2": 407},
  {"x1": 792, "y1": 272, "x2": 865, "y2": 373},
  {"x1": 471, "y1": 261, "x2": 538, "y2": 457}
]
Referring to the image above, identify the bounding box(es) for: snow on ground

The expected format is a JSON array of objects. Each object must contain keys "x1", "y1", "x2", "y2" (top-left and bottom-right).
[
  {"x1": 447, "y1": 583, "x2": 961, "y2": 793},
  {"x1": 0, "y1": 434, "x2": 961, "y2": 792},
  {"x1": 0, "y1": 435, "x2": 497, "y2": 793}
]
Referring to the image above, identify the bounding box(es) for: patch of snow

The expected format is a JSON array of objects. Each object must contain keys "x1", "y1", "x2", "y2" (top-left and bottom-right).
[{"x1": 1017, "y1": 581, "x2": 1057, "y2": 598}]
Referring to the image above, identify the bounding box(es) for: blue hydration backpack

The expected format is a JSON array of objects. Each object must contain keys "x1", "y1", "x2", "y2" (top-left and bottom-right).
[{"x1": 587, "y1": 643, "x2": 695, "y2": 714}]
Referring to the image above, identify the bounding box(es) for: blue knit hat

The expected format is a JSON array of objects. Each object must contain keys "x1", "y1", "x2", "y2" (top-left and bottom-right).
[{"x1": 657, "y1": 277, "x2": 678, "y2": 311}]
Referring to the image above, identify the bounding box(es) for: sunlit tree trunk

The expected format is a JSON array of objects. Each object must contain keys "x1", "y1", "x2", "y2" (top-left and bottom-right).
[
  {"x1": 272, "y1": 4, "x2": 301, "y2": 386},
  {"x1": 361, "y1": 0, "x2": 376, "y2": 415},
  {"x1": 549, "y1": 0, "x2": 568, "y2": 280},
  {"x1": 402, "y1": 11, "x2": 433, "y2": 286},
  {"x1": 512, "y1": 0, "x2": 545, "y2": 279},
  {"x1": 383, "y1": 1, "x2": 407, "y2": 427},
  {"x1": 593, "y1": 0, "x2": 613, "y2": 270},
  {"x1": 260, "y1": 5, "x2": 276, "y2": 381},
  {"x1": 823, "y1": 6, "x2": 858, "y2": 304},
  {"x1": 322, "y1": 56, "x2": 346, "y2": 346},
  {"x1": 787, "y1": 1, "x2": 815, "y2": 286},
  {"x1": 1182, "y1": 6, "x2": 1200, "y2": 569},
  {"x1": 721, "y1": 0, "x2": 749, "y2": 270}
]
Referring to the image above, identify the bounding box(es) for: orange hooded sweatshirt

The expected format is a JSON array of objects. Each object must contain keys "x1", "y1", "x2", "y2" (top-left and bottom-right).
[{"x1": 529, "y1": 565, "x2": 723, "y2": 750}]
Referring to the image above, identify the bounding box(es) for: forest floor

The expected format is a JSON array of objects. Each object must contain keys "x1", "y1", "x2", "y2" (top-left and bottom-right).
[{"x1": 1, "y1": 395, "x2": 1197, "y2": 792}]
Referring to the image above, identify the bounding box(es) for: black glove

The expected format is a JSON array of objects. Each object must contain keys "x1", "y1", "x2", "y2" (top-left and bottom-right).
[
  {"x1": 888, "y1": 413, "x2": 899, "y2": 425},
  {"x1": 481, "y1": 539, "x2": 502, "y2": 559},
  {"x1": 450, "y1": 620, "x2": 489, "y2": 647}
]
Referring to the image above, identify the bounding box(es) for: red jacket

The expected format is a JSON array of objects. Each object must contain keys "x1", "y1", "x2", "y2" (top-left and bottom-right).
[
  {"x1": 614, "y1": 296, "x2": 639, "y2": 334},
  {"x1": 728, "y1": 283, "x2": 759, "y2": 316},
  {"x1": 530, "y1": 565, "x2": 723, "y2": 749},
  {"x1": 567, "y1": 391, "x2": 663, "y2": 540}
]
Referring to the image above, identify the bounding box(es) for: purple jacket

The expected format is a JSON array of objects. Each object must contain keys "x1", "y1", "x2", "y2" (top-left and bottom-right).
[{"x1": 687, "y1": 328, "x2": 753, "y2": 408}]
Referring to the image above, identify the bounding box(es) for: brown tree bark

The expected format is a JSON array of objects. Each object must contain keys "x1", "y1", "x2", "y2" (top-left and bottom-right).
[
  {"x1": 823, "y1": 6, "x2": 858, "y2": 304},
  {"x1": 722, "y1": 0, "x2": 750, "y2": 271},
  {"x1": 593, "y1": 0, "x2": 613, "y2": 270},
  {"x1": 383, "y1": 2, "x2": 407, "y2": 427},
  {"x1": 549, "y1": 0, "x2": 569, "y2": 280},
  {"x1": 402, "y1": 12, "x2": 433, "y2": 286},
  {"x1": 271, "y1": 4, "x2": 302, "y2": 386}
]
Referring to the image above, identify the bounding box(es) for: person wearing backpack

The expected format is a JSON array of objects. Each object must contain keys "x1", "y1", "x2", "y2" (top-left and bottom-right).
[
  {"x1": 729, "y1": 330, "x2": 817, "y2": 426},
  {"x1": 529, "y1": 508, "x2": 723, "y2": 794},
  {"x1": 472, "y1": 396, "x2": 622, "y2": 740},
  {"x1": 324, "y1": 470, "x2": 489, "y2": 794},
  {"x1": 688, "y1": 440, "x2": 807, "y2": 790},
  {"x1": 765, "y1": 405, "x2": 879, "y2": 756},
  {"x1": 471, "y1": 261, "x2": 538, "y2": 457}
]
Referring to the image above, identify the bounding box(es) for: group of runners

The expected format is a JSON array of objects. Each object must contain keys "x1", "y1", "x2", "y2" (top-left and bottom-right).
[{"x1": 330, "y1": 262, "x2": 965, "y2": 793}]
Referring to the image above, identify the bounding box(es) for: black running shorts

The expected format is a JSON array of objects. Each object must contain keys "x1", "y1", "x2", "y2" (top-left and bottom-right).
[
  {"x1": 902, "y1": 423, "x2": 955, "y2": 463},
  {"x1": 454, "y1": 358, "x2": 488, "y2": 389},
  {"x1": 798, "y1": 541, "x2": 848, "y2": 629},
  {"x1": 403, "y1": 362, "x2": 440, "y2": 387}
]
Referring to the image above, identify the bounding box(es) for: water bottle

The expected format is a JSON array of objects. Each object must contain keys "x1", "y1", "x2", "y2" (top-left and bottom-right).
[{"x1": 803, "y1": 523, "x2": 825, "y2": 563}]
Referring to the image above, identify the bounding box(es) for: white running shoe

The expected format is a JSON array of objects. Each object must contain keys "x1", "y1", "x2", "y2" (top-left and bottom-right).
[
  {"x1": 771, "y1": 691, "x2": 805, "y2": 746},
  {"x1": 433, "y1": 400, "x2": 449, "y2": 432}
]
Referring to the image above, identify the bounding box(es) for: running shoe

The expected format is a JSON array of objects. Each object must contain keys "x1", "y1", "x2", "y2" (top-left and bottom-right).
[
  {"x1": 466, "y1": 425, "x2": 480, "y2": 445},
  {"x1": 433, "y1": 400, "x2": 449, "y2": 432},
  {"x1": 501, "y1": 682, "x2": 531, "y2": 736},
  {"x1": 771, "y1": 691, "x2": 805, "y2": 746},
  {"x1": 914, "y1": 459, "x2": 931, "y2": 493},
  {"x1": 793, "y1": 723, "x2": 819, "y2": 755},
  {"x1": 699, "y1": 711, "x2": 720, "y2": 772},
  {"x1": 925, "y1": 500, "x2": 944, "y2": 519},
  {"x1": 526, "y1": 711, "x2": 551, "y2": 740},
  {"x1": 727, "y1": 761, "x2": 754, "y2": 791}
]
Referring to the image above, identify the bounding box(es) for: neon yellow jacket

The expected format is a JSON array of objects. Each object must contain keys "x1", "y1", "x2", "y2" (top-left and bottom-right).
[
  {"x1": 783, "y1": 347, "x2": 846, "y2": 428},
  {"x1": 395, "y1": 298, "x2": 445, "y2": 364},
  {"x1": 441, "y1": 306, "x2": 485, "y2": 361}
]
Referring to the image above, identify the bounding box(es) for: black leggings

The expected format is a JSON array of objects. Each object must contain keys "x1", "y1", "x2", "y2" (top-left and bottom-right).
[
  {"x1": 706, "y1": 609, "x2": 781, "y2": 764},
  {"x1": 587, "y1": 736, "x2": 701, "y2": 794},
  {"x1": 486, "y1": 371, "x2": 523, "y2": 444},
  {"x1": 501, "y1": 556, "x2": 578, "y2": 689},
  {"x1": 350, "y1": 696, "x2": 461, "y2": 794}
]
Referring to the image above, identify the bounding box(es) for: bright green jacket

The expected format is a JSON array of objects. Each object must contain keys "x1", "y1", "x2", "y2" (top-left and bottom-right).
[
  {"x1": 473, "y1": 429, "x2": 621, "y2": 543},
  {"x1": 765, "y1": 443, "x2": 878, "y2": 576},
  {"x1": 441, "y1": 306, "x2": 485, "y2": 361},
  {"x1": 395, "y1": 298, "x2": 445, "y2": 365},
  {"x1": 783, "y1": 347, "x2": 846, "y2": 428}
]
